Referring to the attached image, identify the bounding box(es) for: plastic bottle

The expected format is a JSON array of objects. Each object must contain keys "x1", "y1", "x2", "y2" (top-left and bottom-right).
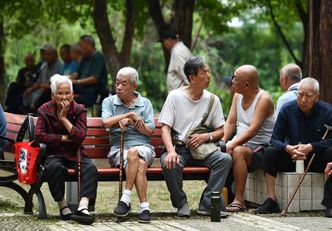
[{"x1": 211, "y1": 191, "x2": 221, "y2": 222}]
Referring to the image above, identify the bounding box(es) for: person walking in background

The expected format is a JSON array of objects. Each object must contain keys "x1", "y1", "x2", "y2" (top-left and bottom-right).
[{"x1": 158, "y1": 30, "x2": 192, "y2": 92}]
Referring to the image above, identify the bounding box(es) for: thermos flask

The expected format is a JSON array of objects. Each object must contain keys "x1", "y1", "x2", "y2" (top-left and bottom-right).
[{"x1": 211, "y1": 191, "x2": 221, "y2": 222}]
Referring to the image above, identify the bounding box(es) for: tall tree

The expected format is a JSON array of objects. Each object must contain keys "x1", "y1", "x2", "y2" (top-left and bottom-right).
[
  {"x1": 92, "y1": 0, "x2": 136, "y2": 93},
  {"x1": 307, "y1": 0, "x2": 332, "y2": 103}
]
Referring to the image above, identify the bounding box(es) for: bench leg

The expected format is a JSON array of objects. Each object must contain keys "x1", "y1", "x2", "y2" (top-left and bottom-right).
[
  {"x1": 0, "y1": 181, "x2": 33, "y2": 214},
  {"x1": 29, "y1": 184, "x2": 47, "y2": 219}
]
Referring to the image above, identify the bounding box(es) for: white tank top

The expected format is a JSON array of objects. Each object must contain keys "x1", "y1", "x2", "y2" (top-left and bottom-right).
[{"x1": 235, "y1": 90, "x2": 276, "y2": 147}]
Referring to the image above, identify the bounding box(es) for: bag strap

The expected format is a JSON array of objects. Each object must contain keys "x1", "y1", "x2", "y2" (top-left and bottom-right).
[
  {"x1": 16, "y1": 116, "x2": 29, "y2": 142},
  {"x1": 200, "y1": 94, "x2": 215, "y2": 126}
]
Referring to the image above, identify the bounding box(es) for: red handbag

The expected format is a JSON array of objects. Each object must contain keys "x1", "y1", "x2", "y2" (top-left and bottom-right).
[{"x1": 15, "y1": 141, "x2": 40, "y2": 184}]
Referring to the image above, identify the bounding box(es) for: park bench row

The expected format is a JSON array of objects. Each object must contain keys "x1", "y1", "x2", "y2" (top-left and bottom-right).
[{"x1": 0, "y1": 113, "x2": 213, "y2": 219}]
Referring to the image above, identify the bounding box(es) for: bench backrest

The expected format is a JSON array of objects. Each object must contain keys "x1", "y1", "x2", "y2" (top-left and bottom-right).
[
  {"x1": 84, "y1": 118, "x2": 164, "y2": 159},
  {"x1": 4, "y1": 112, "x2": 28, "y2": 142}
]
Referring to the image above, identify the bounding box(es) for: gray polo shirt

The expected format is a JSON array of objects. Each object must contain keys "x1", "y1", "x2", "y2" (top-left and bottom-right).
[{"x1": 101, "y1": 91, "x2": 155, "y2": 148}]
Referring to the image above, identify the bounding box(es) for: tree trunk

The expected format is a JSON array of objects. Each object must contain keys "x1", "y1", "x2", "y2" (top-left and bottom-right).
[
  {"x1": 307, "y1": 0, "x2": 332, "y2": 103},
  {"x1": 148, "y1": 0, "x2": 194, "y2": 73},
  {"x1": 171, "y1": 0, "x2": 195, "y2": 48},
  {"x1": 92, "y1": 0, "x2": 136, "y2": 93},
  {"x1": 0, "y1": 18, "x2": 5, "y2": 104}
]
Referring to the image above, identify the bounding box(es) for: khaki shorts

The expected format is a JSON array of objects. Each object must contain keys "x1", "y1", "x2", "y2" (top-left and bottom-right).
[{"x1": 108, "y1": 145, "x2": 155, "y2": 168}]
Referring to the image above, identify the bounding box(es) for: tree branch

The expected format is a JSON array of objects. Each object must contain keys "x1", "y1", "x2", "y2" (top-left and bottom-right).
[
  {"x1": 147, "y1": 0, "x2": 168, "y2": 35},
  {"x1": 267, "y1": 0, "x2": 301, "y2": 65},
  {"x1": 120, "y1": 0, "x2": 136, "y2": 65}
]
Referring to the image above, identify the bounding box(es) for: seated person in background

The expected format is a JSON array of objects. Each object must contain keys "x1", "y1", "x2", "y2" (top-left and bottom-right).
[
  {"x1": 256, "y1": 77, "x2": 332, "y2": 214},
  {"x1": 5, "y1": 53, "x2": 37, "y2": 113},
  {"x1": 223, "y1": 65, "x2": 276, "y2": 212},
  {"x1": 23, "y1": 44, "x2": 63, "y2": 112},
  {"x1": 70, "y1": 43, "x2": 82, "y2": 65},
  {"x1": 324, "y1": 162, "x2": 332, "y2": 217},
  {"x1": 59, "y1": 44, "x2": 78, "y2": 75},
  {"x1": 159, "y1": 56, "x2": 232, "y2": 218},
  {"x1": 70, "y1": 35, "x2": 108, "y2": 107},
  {"x1": 102, "y1": 67, "x2": 155, "y2": 223},
  {"x1": 0, "y1": 104, "x2": 6, "y2": 159},
  {"x1": 275, "y1": 63, "x2": 302, "y2": 115},
  {"x1": 35, "y1": 74, "x2": 97, "y2": 225}
]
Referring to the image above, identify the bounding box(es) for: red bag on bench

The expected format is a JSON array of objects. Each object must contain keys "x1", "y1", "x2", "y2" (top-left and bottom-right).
[{"x1": 15, "y1": 141, "x2": 40, "y2": 184}]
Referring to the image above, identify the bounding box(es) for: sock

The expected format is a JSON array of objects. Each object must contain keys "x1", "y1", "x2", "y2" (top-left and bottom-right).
[
  {"x1": 78, "y1": 197, "x2": 90, "y2": 215},
  {"x1": 140, "y1": 202, "x2": 150, "y2": 213},
  {"x1": 120, "y1": 190, "x2": 132, "y2": 206},
  {"x1": 58, "y1": 199, "x2": 71, "y2": 215}
]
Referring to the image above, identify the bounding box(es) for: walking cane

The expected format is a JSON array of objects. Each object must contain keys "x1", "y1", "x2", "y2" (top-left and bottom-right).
[
  {"x1": 281, "y1": 124, "x2": 332, "y2": 216},
  {"x1": 119, "y1": 128, "x2": 125, "y2": 201},
  {"x1": 77, "y1": 149, "x2": 81, "y2": 205}
]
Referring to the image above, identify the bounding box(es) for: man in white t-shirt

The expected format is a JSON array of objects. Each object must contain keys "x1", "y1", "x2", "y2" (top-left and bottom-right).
[
  {"x1": 159, "y1": 56, "x2": 232, "y2": 217},
  {"x1": 158, "y1": 30, "x2": 193, "y2": 92}
]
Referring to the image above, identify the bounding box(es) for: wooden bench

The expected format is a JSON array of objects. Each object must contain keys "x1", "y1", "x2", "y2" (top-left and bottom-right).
[{"x1": 32, "y1": 117, "x2": 212, "y2": 218}]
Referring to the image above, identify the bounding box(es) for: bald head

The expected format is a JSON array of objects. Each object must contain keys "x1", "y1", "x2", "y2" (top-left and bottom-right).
[
  {"x1": 280, "y1": 64, "x2": 302, "y2": 82},
  {"x1": 234, "y1": 65, "x2": 259, "y2": 87}
]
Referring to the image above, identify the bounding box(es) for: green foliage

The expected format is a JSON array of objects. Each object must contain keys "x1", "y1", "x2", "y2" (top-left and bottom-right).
[{"x1": 1, "y1": 0, "x2": 305, "y2": 114}]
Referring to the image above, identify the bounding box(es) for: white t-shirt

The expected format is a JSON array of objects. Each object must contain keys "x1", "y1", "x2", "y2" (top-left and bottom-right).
[{"x1": 159, "y1": 87, "x2": 225, "y2": 142}]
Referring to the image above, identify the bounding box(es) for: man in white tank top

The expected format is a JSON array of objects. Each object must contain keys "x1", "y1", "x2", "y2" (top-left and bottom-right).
[{"x1": 222, "y1": 65, "x2": 276, "y2": 212}]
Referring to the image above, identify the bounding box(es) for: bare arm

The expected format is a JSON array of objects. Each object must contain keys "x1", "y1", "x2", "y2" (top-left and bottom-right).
[
  {"x1": 72, "y1": 76, "x2": 98, "y2": 85},
  {"x1": 227, "y1": 92, "x2": 274, "y2": 151},
  {"x1": 222, "y1": 93, "x2": 238, "y2": 142},
  {"x1": 187, "y1": 125, "x2": 224, "y2": 150},
  {"x1": 102, "y1": 112, "x2": 135, "y2": 128},
  {"x1": 161, "y1": 124, "x2": 179, "y2": 169}
]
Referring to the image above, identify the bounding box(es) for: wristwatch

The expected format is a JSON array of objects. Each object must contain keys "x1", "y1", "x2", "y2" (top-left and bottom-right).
[{"x1": 208, "y1": 133, "x2": 213, "y2": 142}]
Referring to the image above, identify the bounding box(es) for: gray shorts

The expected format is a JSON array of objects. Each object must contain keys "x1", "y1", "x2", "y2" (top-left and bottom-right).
[
  {"x1": 108, "y1": 145, "x2": 155, "y2": 168},
  {"x1": 244, "y1": 143, "x2": 268, "y2": 173}
]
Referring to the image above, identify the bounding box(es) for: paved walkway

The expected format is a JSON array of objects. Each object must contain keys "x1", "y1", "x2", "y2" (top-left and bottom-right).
[{"x1": 1, "y1": 211, "x2": 332, "y2": 231}]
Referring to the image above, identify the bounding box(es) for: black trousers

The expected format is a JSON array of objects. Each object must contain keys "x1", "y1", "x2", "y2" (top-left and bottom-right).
[
  {"x1": 322, "y1": 177, "x2": 332, "y2": 208},
  {"x1": 264, "y1": 146, "x2": 332, "y2": 207},
  {"x1": 44, "y1": 155, "x2": 98, "y2": 202}
]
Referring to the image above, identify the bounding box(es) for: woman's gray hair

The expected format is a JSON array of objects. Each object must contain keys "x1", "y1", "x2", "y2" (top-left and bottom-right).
[
  {"x1": 116, "y1": 67, "x2": 139, "y2": 84},
  {"x1": 184, "y1": 56, "x2": 206, "y2": 80},
  {"x1": 299, "y1": 77, "x2": 320, "y2": 93},
  {"x1": 50, "y1": 74, "x2": 73, "y2": 93}
]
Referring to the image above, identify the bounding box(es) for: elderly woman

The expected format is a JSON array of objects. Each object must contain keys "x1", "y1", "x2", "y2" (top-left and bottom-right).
[{"x1": 35, "y1": 74, "x2": 97, "y2": 225}]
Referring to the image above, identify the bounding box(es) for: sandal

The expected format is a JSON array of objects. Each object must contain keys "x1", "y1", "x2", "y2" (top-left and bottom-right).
[
  {"x1": 59, "y1": 206, "x2": 73, "y2": 220},
  {"x1": 225, "y1": 202, "x2": 246, "y2": 213},
  {"x1": 71, "y1": 208, "x2": 95, "y2": 225}
]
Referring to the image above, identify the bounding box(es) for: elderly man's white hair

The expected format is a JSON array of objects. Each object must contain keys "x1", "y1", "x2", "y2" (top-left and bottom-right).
[
  {"x1": 116, "y1": 67, "x2": 139, "y2": 84},
  {"x1": 50, "y1": 74, "x2": 73, "y2": 93},
  {"x1": 299, "y1": 77, "x2": 320, "y2": 93}
]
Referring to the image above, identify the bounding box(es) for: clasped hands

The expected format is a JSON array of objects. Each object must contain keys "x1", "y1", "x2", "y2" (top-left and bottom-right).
[
  {"x1": 286, "y1": 143, "x2": 313, "y2": 161},
  {"x1": 118, "y1": 112, "x2": 143, "y2": 130}
]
